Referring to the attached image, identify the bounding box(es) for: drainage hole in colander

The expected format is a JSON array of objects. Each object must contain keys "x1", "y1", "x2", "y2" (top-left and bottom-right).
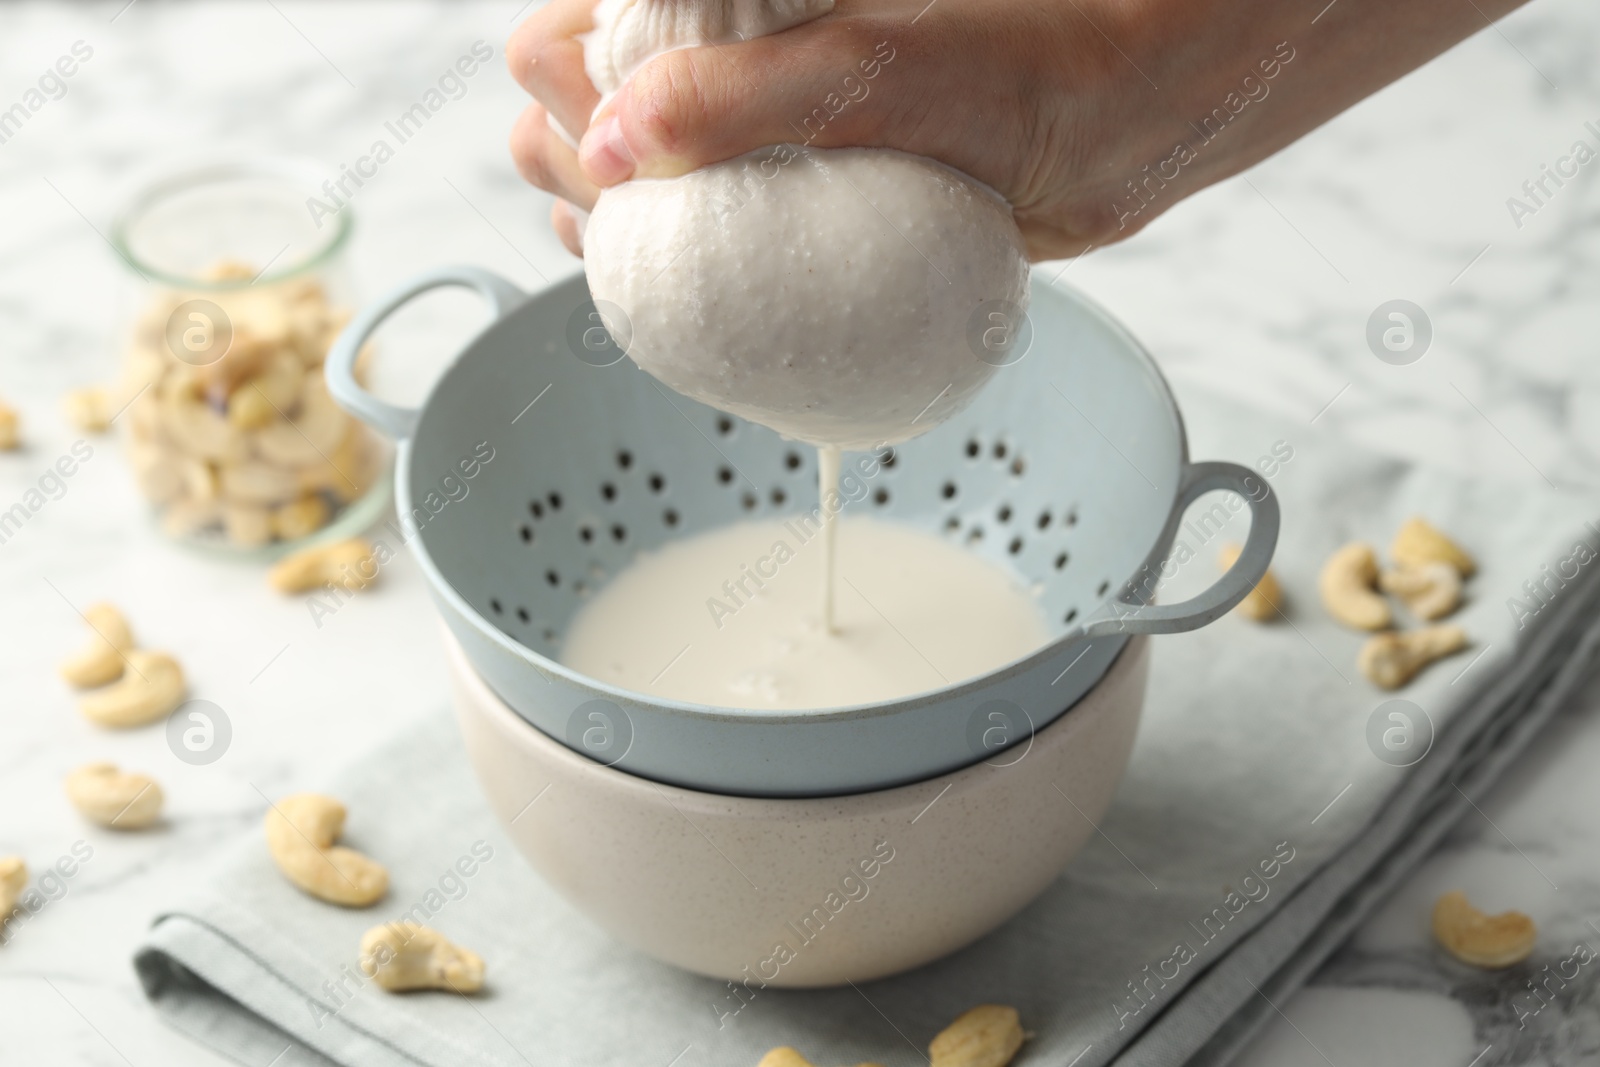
[
  {"x1": 601, "y1": 482, "x2": 617, "y2": 502},
  {"x1": 941, "y1": 481, "x2": 957, "y2": 500},
  {"x1": 997, "y1": 504, "x2": 1012, "y2": 523},
  {"x1": 717, "y1": 467, "x2": 734, "y2": 486},
  {"x1": 664, "y1": 508, "x2": 680, "y2": 527},
  {"x1": 1064, "y1": 507, "x2": 1079, "y2": 527},
  {"x1": 649, "y1": 473, "x2": 666, "y2": 493},
  {"x1": 771, "y1": 487, "x2": 787, "y2": 506},
  {"x1": 1008, "y1": 537, "x2": 1023, "y2": 555},
  {"x1": 1011, "y1": 457, "x2": 1026, "y2": 477},
  {"x1": 1054, "y1": 552, "x2": 1069, "y2": 570},
  {"x1": 1097, "y1": 580, "x2": 1110, "y2": 597},
  {"x1": 966, "y1": 527, "x2": 984, "y2": 544},
  {"x1": 716, "y1": 415, "x2": 734, "y2": 436},
  {"x1": 548, "y1": 491, "x2": 563, "y2": 510},
  {"x1": 545, "y1": 570, "x2": 559, "y2": 587},
  {"x1": 516, "y1": 607, "x2": 530, "y2": 623},
  {"x1": 528, "y1": 500, "x2": 544, "y2": 519},
  {"x1": 579, "y1": 525, "x2": 594, "y2": 543},
  {"x1": 616, "y1": 450, "x2": 633, "y2": 470},
  {"x1": 993, "y1": 441, "x2": 1008, "y2": 460},
  {"x1": 489, "y1": 598, "x2": 503, "y2": 615},
  {"x1": 881, "y1": 448, "x2": 897, "y2": 469},
  {"x1": 519, "y1": 525, "x2": 533, "y2": 544},
  {"x1": 965, "y1": 439, "x2": 981, "y2": 459},
  {"x1": 1036, "y1": 510, "x2": 1051, "y2": 530},
  {"x1": 610, "y1": 524, "x2": 626, "y2": 543},
  {"x1": 784, "y1": 451, "x2": 802, "y2": 471},
  {"x1": 741, "y1": 492, "x2": 758, "y2": 511},
  {"x1": 873, "y1": 488, "x2": 889, "y2": 506},
  {"x1": 1064, "y1": 608, "x2": 1078, "y2": 624},
  {"x1": 943, "y1": 516, "x2": 960, "y2": 533},
  {"x1": 542, "y1": 627, "x2": 557, "y2": 643}
]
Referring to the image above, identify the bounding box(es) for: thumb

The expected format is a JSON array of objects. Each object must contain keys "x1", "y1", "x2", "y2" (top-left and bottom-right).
[{"x1": 578, "y1": 23, "x2": 908, "y2": 184}]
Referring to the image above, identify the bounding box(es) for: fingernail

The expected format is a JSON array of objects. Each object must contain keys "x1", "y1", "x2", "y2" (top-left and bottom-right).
[{"x1": 580, "y1": 115, "x2": 635, "y2": 184}]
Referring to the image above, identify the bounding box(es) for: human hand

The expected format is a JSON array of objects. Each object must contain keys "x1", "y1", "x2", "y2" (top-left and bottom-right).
[{"x1": 508, "y1": 0, "x2": 1531, "y2": 261}]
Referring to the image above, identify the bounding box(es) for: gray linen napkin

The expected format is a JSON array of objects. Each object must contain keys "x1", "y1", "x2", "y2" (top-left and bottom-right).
[{"x1": 135, "y1": 389, "x2": 1600, "y2": 1067}]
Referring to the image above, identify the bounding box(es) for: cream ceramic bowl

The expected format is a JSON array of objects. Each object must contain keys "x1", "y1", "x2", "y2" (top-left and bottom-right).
[{"x1": 448, "y1": 628, "x2": 1150, "y2": 987}]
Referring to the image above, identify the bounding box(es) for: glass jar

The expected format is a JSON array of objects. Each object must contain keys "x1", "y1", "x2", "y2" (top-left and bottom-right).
[{"x1": 109, "y1": 159, "x2": 389, "y2": 556}]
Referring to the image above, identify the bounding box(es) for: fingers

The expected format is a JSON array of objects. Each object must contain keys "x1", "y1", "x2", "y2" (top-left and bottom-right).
[
  {"x1": 579, "y1": 17, "x2": 916, "y2": 184},
  {"x1": 507, "y1": 0, "x2": 603, "y2": 141},
  {"x1": 510, "y1": 103, "x2": 602, "y2": 211},
  {"x1": 551, "y1": 201, "x2": 584, "y2": 257}
]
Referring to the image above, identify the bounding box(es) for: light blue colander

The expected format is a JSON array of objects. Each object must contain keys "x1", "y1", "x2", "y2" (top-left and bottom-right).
[{"x1": 327, "y1": 268, "x2": 1277, "y2": 797}]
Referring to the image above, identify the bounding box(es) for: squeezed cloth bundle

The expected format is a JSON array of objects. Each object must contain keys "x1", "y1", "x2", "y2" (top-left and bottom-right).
[{"x1": 135, "y1": 388, "x2": 1600, "y2": 1066}]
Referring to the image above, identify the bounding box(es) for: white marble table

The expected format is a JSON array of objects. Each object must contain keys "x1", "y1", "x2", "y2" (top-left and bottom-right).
[{"x1": 1, "y1": 2, "x2": 1596, "y2": 1064}]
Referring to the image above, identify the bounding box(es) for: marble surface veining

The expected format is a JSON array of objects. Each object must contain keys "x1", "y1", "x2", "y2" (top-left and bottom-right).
[{"x1": 0, "y1": 1, "x2": 1597, "y2": 1065}]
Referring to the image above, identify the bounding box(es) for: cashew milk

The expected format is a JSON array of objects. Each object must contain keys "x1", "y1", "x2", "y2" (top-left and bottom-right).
[{"x1": 561, "y1": 516, "x2": 1049, "y2": 711}]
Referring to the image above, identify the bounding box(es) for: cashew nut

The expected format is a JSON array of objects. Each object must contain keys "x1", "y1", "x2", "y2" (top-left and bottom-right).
[
  {"x1": 202, "y1": 259, "x2": 257, "y2": 282},
  {"x1": 264, "y1": 793, "x2": 388, "y2": 907},
  {"x1": 1218, "y1": 543, "x2": 1283, "y2": 621},
  {"x1": 160, "y1": 497, "x2": 222, "y2": 539},
  {"x1": 299, "y1": 425, "x2": 380, "y2": 504},
  {"x1": 79, "y1": 650, "x2": 186, "y2": 727},
  {"x1": 1432, "y1": 890, "x2": 1535, "y2": 968},
  {"x1": 128, "y1": 441, "x2": 186, "y2": 504},
  {"x1": 65, "y1": 762, "x2": 164, "y2": 829},
  {"x1": 1358, "y1": 624, "x2": 1468, "y2": 689},
  {"x1": 929, "y1": 1005, "x2": 1025, "y2": 1067},
  {"x1": 1, "y1": 856, "x2": 25, "y2": 915},
  {"x1": 227, "y1": 354, "x2": 302, "y2": 430},
  {"x1": 267, "y1": 538, "x2": 380, "y2": 594},
  {"x1": 755, "y1": 1052, "x2": 882, "y2": 1067},
  {"x1": 160, "y1": 390, "x2": 250, "y2": 463},
  {"x1": 62, "y1": 386, "x2": 114, "y2": 433},
  {"x1": 1379, "y1": 562, "x2": 1463, "y2": 621},
  {"x1": 359, "y1": 922, "x2": 485, "y2": 993},
  {"x1": 59, "y1": 602, "x2": 136, "y2": 689},
  {"x1": 220, "y1": 461, "x2": 301, "y2": 505},
  {"x1": 1319, "y1": 542, "x2": 1393, "y2": 631},
  {"x1": 0, "y1": 401, "x2": 19, "y2": 450},
  {"x1": 1392, "y1": 516, "x2": 1475, "y2": 577},
  {"x1": 221, "y1": 286, "x2": 293, "y2": 351},
  {"x1": 226, "y1": 386, "x2": 278, "y2": 431},
  {"x1": 223, "y1": 503, "x2": 274, "y2": 548},
  {"x1": 272, "y1": 494, "x2": 331, "y2": 540},
  {"x1": 178, "y1": 457, "x2": 220, "y2": 502},
  {"x1": 253, "y1": 379, "x2": 347, "y2": 467}
]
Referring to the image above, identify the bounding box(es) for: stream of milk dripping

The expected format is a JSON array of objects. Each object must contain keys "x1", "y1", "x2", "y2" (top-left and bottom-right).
[{"x1": 818, "y1": 446, "x2": 841, "y2": 634}]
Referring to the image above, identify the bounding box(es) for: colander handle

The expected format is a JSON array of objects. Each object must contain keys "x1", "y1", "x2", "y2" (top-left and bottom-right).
[
  {"x1": 325, "y1": 266, "x2": 526, "y2": 440},
  {"x1": 1082, "y1": 460, "x2": 1281, "y2": 637}
]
